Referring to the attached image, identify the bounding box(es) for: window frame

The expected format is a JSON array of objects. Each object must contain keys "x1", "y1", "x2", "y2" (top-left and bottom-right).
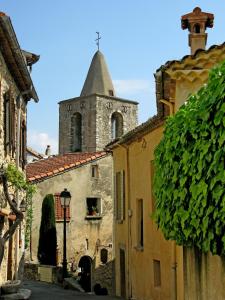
[
  {"x1": 91, "y1": 164, "x2": 99, "y2": 178},
  {"x1": 85, "y1": 197, "x2": 102, "y2": 219}
]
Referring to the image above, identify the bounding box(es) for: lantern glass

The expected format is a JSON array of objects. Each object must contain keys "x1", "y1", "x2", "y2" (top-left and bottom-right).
[{"x1": 60, "y1": 189, "x2": 71, "y2": 208}]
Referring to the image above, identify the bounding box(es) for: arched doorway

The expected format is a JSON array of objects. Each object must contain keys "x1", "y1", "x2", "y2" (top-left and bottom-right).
[{"x1": 78, "y1": 256, "x2": 92, "y2": 292}]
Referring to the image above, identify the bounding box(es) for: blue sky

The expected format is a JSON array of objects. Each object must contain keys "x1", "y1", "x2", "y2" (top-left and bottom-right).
[{"x1": 1, "y1": 0, "x2": 225, "y2": 153}]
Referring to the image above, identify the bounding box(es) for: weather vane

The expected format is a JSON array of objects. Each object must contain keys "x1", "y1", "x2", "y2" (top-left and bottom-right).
[{"x1": 95, "y1": 32, "x2": 101, "y2": 51}]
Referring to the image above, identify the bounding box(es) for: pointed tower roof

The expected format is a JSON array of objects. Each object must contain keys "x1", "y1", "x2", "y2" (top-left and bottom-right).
[{"x1": 80, "y1": 51, "x2": 115, "y2": 97}]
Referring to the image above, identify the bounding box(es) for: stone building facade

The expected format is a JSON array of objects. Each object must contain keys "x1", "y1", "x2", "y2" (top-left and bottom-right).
[
  {"x1": 0, "y1": 12, "x2": 39, "y2": 284},
  {"x1": 27, "y1": 152, "x2": 114, "y2": 293}
]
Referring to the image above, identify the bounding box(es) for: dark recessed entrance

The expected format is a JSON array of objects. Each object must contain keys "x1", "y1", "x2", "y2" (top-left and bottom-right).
[{"x1": 78, "y1": 255, "x2": 92, "y2": 292}]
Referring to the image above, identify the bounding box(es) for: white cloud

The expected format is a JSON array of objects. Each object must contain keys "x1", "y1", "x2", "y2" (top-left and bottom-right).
[
  {"x1": 113, "y1": 79, "x2": 157, "y2": 123},
  {"x1": 28, "y1": 131, "x2": 58, "y2": 155},
  {"x1": 113, "y1": 79, "x2": 152, "y2": 95}
]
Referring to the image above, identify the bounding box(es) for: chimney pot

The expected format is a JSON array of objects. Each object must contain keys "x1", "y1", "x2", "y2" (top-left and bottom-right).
[{"x1": 181, "y1": 7, "x2": 214, "y2": 55}]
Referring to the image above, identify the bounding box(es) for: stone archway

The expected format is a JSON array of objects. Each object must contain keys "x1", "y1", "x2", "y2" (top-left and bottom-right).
[{"x1": 78, "y1": 255, "x2": 92, "y2": 292}]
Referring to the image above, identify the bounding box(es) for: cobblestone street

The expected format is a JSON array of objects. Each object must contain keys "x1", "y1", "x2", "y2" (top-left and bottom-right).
[{"x1": 22, "y1": 280, "x2": 121, "y2": 300}]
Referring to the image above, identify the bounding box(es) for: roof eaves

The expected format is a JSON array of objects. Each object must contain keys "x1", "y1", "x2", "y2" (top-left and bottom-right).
[
  {"x1": 0, "y1": 14, "x2": 39, "y2": 102},
  {"x1": 27, "y1": 152, "x2": 110, "y2": 183},
  {"x1": 58, "y1": 93, "x2": 139, "y2": 105},
  {"x1": 106, "y1": 115, "x2": 165, "y2": 149},
  {"x1": 156, "y1": 42, "x2": 225, "y2": 73}
]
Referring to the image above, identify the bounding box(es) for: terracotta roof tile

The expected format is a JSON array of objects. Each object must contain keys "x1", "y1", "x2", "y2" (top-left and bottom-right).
[
  {"x1": 26, "y1": 151, "x2": 108, "y2": 182},
  {"x1": 156, "y1": 42, "x2": 225, "y2": 72}
]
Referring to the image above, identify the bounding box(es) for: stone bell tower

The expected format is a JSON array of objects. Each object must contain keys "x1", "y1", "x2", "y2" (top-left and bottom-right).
[
  {"x1": 58, "y1": 50, "x2": 138, "y2": 154},
  {"x1": 181, "y1": 7, "x2": 214, "y2": 55}
]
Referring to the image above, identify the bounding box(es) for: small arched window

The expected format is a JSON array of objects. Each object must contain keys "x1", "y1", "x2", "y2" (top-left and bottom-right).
[
  {"x1": 71, "y1": 112, "x2": 82, "y2": 152},
  {"x1": 111, "y1": 112, "x2": 123, "y2": 140},
  {"x1": 194, "y1": 23, "x2": 201, "y2": 34},
  {"x1": 100, "y1": 248, "x2": 108, "y2": 264}
]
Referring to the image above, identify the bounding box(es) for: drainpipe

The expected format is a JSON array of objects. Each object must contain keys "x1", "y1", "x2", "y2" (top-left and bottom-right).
[
  {"x1": 15, "y1": 88, "x2": 32, "y2": 279},
  {"x1": 159, "y1": 98, "x2": 176, "y2": 299},
  {"x1": 118, "y1": 143, "x2": 132, "y2": 299},
  {"x1": 160, "y1": 99, "x2": 174, "y2": 116}
]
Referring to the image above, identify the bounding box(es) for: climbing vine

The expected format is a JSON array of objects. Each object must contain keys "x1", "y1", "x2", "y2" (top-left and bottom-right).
[
  {"x1": 153, "y1": 60, "x2": 225, "y2": 255},
  {"x1": 5, "y1": 164, "x2": 36, "y2": 249}
]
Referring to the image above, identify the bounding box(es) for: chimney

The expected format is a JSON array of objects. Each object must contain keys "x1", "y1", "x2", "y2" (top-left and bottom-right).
[
  {"x1": 45, "y1": 145, "x2": 51, "y2": 157},
  {"x1": 181, "y1": 7, "x2": 214, "y2": 55}
]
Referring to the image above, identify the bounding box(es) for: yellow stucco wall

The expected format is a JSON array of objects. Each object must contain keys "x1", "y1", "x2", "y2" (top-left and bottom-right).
[
  {"x1": 113, "y1": 126, "x2": 185, "y2": 300},
  {"x1": 112, "y1": 45, "x2": 225, "y2": 300}
]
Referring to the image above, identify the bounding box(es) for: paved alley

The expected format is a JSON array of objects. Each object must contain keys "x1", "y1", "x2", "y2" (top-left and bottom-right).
[{"x1": 22, "y1": 280, "x2": 121, "y2": 300}]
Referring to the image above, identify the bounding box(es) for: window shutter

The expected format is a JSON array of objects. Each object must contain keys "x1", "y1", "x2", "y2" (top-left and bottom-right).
[
  {"x1": 121, "y1": 170, "x2": 125, "y2": 220},
  {"x1": 10, "y1": 93, "x2": 16, "y2": 155},
  {"x1": 54, "y1": 193, "x2": 70, "y2": 221},
  {"x1": 114, "y1": 175, "x2": 116, "y2": 217},
  {"x1": 4, "y1": 92, "x2": 10, "y2": 155},
  {"x1": 116, "y1": 172, "x2": 122, "y2": 220}
]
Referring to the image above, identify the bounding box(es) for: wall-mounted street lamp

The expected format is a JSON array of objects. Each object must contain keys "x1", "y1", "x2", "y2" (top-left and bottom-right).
[
  {"x1": 19, "y1": 199, "x2": 26, "y2": 213},
  {"x1": 60, "y1": 188, "x2": 71, "y2": 279}
]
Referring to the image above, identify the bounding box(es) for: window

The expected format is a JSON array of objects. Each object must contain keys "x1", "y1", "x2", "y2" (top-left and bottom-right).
[
  {"x1": 111, "y1": 112, "x2": 123, "y2": 139},
  {"x1": 150, "y1": 160, "x2": 155, "y2": 212},
  {"x1": 4, "y1": 91, "x2": 16, "y2": 157},
  {"x1": 100, "y1": 248, "x2": 108, "y2": 264},
  {"x1": 71, "y1": 112, "x2": 82, "y2": 152},
  {"x1": 115, "y1": 170, "x2": 125, "y2": 221},
  {"x1": 91, "y1": 165, "x2": 99, "y2": 178},
  {"x1": 86, "y1": 197, "x2": 101, "y2": 218},
  {"x1": 109, "y1": 90, "x2": 114, "y2": 96},
  {"x1": 20, "y1": 120, "x2": 26, "y2": 168},
  {"x1": 54, "y1": 193, "x2": 70, "y2": 221},
  {"x1": 137, "y1": 199, "x2": 144, "y2": 248},
  {"x1": 153, "y1": 260, "x2": 161, "y2": 287}
]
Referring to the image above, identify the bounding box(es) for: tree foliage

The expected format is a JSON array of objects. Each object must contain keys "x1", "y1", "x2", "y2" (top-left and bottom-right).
[
  {"x1": 38, "y1": 194, "x2": 57, "y2": 265},
  {"x1": 153, "y1": 61, "x2": 225, "y2": 255}
]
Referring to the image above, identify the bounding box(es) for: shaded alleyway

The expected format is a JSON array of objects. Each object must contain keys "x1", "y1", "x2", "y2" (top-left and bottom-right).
[{"x1": 22, "y1": 280, "x2": 121, "y2": 300}]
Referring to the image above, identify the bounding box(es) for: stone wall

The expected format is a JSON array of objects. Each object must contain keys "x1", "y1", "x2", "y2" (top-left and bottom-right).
[
  {"x1": 59, "y1": 95, "x2": 97, "y2": 154},
  {"x1": 96, "y1": 95, "x2": 138, "y2": 151},
  {"x1": 0, "y1": 41, "x2": 27, "y2": 284},
  {"x1": 93, "y1": 260, "x2": 115, "y2": 295},
  {"x1": 59, "y1": 94, "x2": 138, "y2": 154},
  {"x1": 24, "y1": 263, "x2": 63, "y2": 283},
  {"x1": 30, "y1": 154, "x2": 114, "y2": 287}
]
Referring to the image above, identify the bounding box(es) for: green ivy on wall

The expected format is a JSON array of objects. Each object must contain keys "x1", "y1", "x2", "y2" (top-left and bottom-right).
[
  {"x1": 153, "y1": 61, "x2": 225, "y2": 255},
  {"x1": 6, "y1": 164, "x2": 36, "y2": 248}
]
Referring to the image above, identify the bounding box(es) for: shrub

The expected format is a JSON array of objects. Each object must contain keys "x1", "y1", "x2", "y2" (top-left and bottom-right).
[
  {"x1": 154, "y1": 61, "x2": 225, "y2": 255},
  {"x1": 38, "y1": 194, "x2": 57, "y2": 265}
]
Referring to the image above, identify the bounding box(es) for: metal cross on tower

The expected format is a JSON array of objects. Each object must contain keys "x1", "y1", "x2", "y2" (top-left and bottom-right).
[{"x1": 95, "y1": 32, "x2": 101, "y2": 51}]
